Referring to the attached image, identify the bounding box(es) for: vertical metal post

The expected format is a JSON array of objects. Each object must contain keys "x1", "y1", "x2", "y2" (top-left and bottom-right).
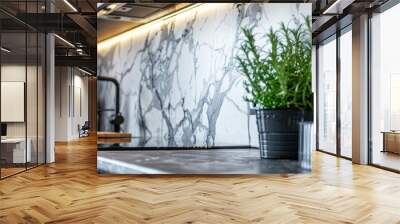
[
  {"x1": 25, "y1": 0, "x2": 28, "y2": 171},
  {"x1": 367, "y1": 11, "x2": 373, "y2": 165},
  {"x1": 0, "y1": 16, "x2": 2, "y2": 179},
  {"x1": 336, "y1": 26, "x2": 341, "y2": 157},
  {"x1": 315, "y1": 44, "x2": 320, "y2": 150}
]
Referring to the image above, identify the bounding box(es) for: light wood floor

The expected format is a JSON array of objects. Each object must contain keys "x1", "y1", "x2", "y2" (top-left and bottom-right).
[
  {"x1": 1, "y1": 137, "x2": 400, "y2": 224},
  {"x1": 1, "y1": 167, "x2": 26, "y2": 178},
  {"x1": 372, "y1": 150, "x2": 400, "y2": 171}
]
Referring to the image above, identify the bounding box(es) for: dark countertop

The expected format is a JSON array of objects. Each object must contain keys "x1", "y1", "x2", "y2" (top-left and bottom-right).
[
  {"x1": 98, "y1": 149, "x2": 309, "y2": 174},
  {"x1": 98, "y1": 137, "x2": 255, "y2": 150}
]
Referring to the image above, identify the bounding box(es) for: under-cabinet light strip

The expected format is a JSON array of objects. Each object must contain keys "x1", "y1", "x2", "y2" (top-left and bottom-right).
[{"x1": 97, "y1": 3, "x2": 204, "y2": 50}]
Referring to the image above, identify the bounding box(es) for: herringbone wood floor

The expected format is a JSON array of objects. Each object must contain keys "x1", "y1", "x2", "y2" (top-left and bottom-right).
[{"x1": 1, "y1": 137, "x2": 400, "y2": 224}]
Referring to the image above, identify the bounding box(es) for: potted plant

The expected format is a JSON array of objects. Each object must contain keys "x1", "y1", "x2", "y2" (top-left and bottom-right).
[{"x1": 236, "y1": 16, "x2": 313, "y2": 159}]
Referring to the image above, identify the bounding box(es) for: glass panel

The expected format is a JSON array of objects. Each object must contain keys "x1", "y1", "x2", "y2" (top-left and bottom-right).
[
  {"x1": 27, "y1": 31, "x2": 38, "y2": 169},
  {"x1": 38, "y1": 32, "x2": 45, "y2": 165},
  {"x1": 339, "y1": 29, "x2": 352, "y2": 158},
  {"x1": 312, "y1": 45, "x2": 317, "y2": 151},
  {"x1": 371, "y1": 4, "x2": 400, "y2": 171},
  {"x1": 26, "y1": 0, "x2": 41, "y2": 169},
  {"x1": 0, "y1": 0, "x2": 46, "y2": 179},
  {"x1": 317, "y1": 37, "x2": 337, "y2": 154},
  {"x1": 1, "y1": 30, "x2": 27, "y2": 177}
]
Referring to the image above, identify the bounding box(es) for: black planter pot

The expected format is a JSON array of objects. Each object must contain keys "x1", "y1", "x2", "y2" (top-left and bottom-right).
[{"x1": 256, "y1": 109, "x2": 312, "y2": 159}]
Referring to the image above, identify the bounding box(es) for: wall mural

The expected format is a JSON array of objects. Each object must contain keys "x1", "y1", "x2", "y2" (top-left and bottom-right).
[{"x1": 98, "y1": 3, "x2": 311, "y2": 147}]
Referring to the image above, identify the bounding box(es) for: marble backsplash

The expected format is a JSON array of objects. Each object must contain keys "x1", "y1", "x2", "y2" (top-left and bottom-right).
[{"x1": 97, "y1": 3, "x2": 311, "y2": 147}]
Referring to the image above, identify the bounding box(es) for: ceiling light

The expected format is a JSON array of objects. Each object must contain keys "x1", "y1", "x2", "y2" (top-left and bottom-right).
[
  {"x1": 323, "y1": 0, "x2": 354, "y2": 15},
  {"x1": 76, "y1": 49, "x2": 85, "y2": 55},
  {"x1": 106, "y1": 4, "x2": 119, "y2": 10},
  {"x1": 1, "y1": 47, "x2": 11, "y2": 53},
  {"x1": 116, "y1": 6, "x2": 132, "y2": 13},
  {"x1": 323, "y1": 0, "x2": 341, "y2": 14},
  {"x1": 97, "y1": 3, "x2": 126, "y2": 17},
  {"x1": 63, "y1": 0, "x2": 78, "y2": 12},
  {"x1": 54, "y1": 34, "x2": 75, "y2": 48},
  {"x1": 78, "y1": 67, "x2": 93, "y2": 76}
]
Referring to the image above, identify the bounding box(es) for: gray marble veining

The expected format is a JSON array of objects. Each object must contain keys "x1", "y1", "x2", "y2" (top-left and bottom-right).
[{"x1": 98, "y1": 3, "x2": 311, "y2": 147}]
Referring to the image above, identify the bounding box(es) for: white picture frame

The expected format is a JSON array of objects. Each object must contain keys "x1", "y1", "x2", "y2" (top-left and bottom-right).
[{"x1": 1, "y1": 81, "x2": 25, "y2": 122}]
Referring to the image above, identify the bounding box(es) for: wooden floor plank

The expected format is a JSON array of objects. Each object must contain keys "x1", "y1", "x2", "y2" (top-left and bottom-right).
[{"x1": 0, "y1": 137, "x2": 400, "y2": 223}]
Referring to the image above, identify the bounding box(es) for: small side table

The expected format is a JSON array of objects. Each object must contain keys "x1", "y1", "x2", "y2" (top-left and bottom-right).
[
  {"x1": 1, "y1": 138, "x2": 32, "y2": 164},
  {"x1": 381, "y1": 131, "x2": 400, "y2": 154}
]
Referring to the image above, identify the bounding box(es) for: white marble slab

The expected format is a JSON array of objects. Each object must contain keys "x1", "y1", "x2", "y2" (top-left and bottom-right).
[{"x1": 98, "y1": 3, "x2": 311, "y2": 147}]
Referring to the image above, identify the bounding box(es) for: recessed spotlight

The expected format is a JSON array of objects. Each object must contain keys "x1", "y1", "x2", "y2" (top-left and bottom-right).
[{"x1": 116, "y1": 7, "x2": 132, "y2": 13}]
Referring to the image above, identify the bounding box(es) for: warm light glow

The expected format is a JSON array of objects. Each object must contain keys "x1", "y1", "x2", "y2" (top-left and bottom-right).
[
  {"x1": 106, "y1": 4, "x2": 118, "y2": 10},
  {"x1": 98, "y1": 3, "x2": 210, "y2": 51},
  {"x1": 63, "y1": 0, "x2": 78, "y2": 12}
]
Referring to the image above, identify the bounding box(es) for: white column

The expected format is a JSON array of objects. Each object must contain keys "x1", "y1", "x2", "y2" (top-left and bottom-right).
[
  {"x1": 46, "y1": 32, "x2": 55, "y2": 163},
  {"x1": 352, "y1": 14, "x2": 369, "y2": 164},
  {"x1": 312, "y1": 45, "x2": 317, "y2": 151}
]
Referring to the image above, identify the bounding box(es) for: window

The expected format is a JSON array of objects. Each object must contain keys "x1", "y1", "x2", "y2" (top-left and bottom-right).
[
  {"x1": 0, "y1": 1, "x2": 46, "y2": 179},
  {"x1": 317, "y1": 36, "x2": 337, "y2": 154},
  {"x1": 370, "y1": 3, "x2": 400, "y2": 171},
  {"x1": 339, "y1": 28, "x2": 352, "y2": 158}
]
